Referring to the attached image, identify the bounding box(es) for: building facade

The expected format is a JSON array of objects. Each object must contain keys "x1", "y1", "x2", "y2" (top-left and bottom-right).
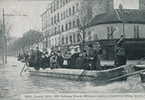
[
  {"x1": 42, "y1": 0, "x2": 145, "y2": 59},
  {"x1": 139, "y1": 0, "x2": 145, "y2": 10},
  {"x1": 41, "y1": 0, "x2": 113, "y2": 52},
  {"x1": 42, "y1": 0, "x2": 80, "y2": 52},
  {"x1": 85, "y1": 8, "x2": 145, "y2": 59}
]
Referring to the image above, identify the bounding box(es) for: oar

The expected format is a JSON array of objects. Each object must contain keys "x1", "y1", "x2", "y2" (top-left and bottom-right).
[
  {"x1": 107, "y1": 69, "x2": 145, "y2": 82},
  {"x1": 20, "y1": 63, "x2": 26, "y2": 76}
]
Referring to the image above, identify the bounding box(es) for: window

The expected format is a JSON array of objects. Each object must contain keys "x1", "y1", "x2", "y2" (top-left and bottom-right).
[
  {"x1": 65, "y1": 23, "x2": 68, "y2": 31},
  {"x1": 60, "y1": 0, "x2": 63, "y2": 8},
  {"x1": 110, "y1": 26, "x2": 114, "y2": 39},
  {"x1": 107, "y1": 26, "x2": 114, "y2": 39},
  {"x1": 56, "y1": 0, "x2": 59, "y2": 9},
  {"x1": 66, "y1": 9, "x2": 68, "y2": 17},
  {"x1": 61, "y1": 25, "x2": 64, "y2": 32},
  {"x1": 69, "y1": 35, "x2": 73, "y2": 44},
  {"x1": 66, "y1": 0, "x2": 68, "y2": 4},
  {"x1": 73, "y1": 20, "x2": 75, "y2": 27},
  {"x1": 107, "y1": 26, "x2": 110, "y2": 39},
  {"x1": 54, "y1": 15, "x2": 56, "y2": 24},
  {"x1": 63, "y1": 0, "x2": 65, "y2": 6},
  {"x1": 77, "y1": 33, "x2": 81, "y2": 42},
  {"x1": 57, "y1": 13, "x2": 60, "y2": 22},
  {"x1": 62, "y1": 12, "x2": 64, "y2": 20},
  {"x1": 76, "y1": 3, "x2": 79, "y2": 11},
  {"x1": 72, "y1": 6, "x2": 75, "y2": 14},
  {"x1": 51, "y1": 39, "x2": 53, "y2": 46},
  {"x1": 0, "y1": 29, "x2": 2, "y2": 35},
  {"x1": 69, "y1": 8, "x2": 71, "y2": 16},
  {"x1": 62, "y1": 36, "x2": 64, "y2": 44},
  {"x1": 93, "y1": 34, "x2": 98, "y2": 40},
  {"x1": 53, "y1": 3, "x2": 55, "y2": 12},
  {"x1": 55, "y1": 38, "x2": 57, "y2": 46},
  {"x1": 58, "y1": 25, "x2": 60, "y2": 33},
  {"x1": 61, "y1": 13, "x2": 63, "y2": 20},
  {"x1": 54, "y1": 1, "x2": 56, "y2": 12},
  {"x1": 134, "y1": 25, "x2": 140, "y2": 38},
  {"x1": 63, "y1": 11, "x2": 66, "y2": 19},
  {"x1": 88, "y1": 31, "x2": 92, "y2": 41},
  {"x1": 51, "y1": 17, "x2": 53, "y2": 25},
  {"x1": 66, "y1": 36, "x2": 68, "y2": 44},
  {"x1": 73, "y1": 34, "x2": 76, "y2": 43},
  {"x1": 77, "y1": 18, "x2": 80, "y2": 26},
  {"x1": 50, "y1": 3, "x2": 53, "y2": 13},
  {"x1": 54, "y1": 27, "x2": 57, "y2": 34},
  {"x1": 69, "y1": 22, "x2": 71, "y2": 29}
]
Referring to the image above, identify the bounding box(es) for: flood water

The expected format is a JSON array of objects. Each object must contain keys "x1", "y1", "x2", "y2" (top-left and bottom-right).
[{"x1": 0, "y1": 57, "x2": 145, "y2": 100}]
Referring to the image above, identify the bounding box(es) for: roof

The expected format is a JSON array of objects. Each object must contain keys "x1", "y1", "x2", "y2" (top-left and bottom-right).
[{"x1": 88, "y1": 9, "x2": 145, "y2": 27}]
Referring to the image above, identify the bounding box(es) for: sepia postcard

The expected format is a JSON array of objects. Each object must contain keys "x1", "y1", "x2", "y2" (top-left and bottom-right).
[{"x1": 0, "y1": 0, "x2": 145, "y2": 100}]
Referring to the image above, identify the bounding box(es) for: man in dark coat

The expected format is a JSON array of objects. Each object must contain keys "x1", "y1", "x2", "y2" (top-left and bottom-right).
[
  {"x1": 70, "y1": 49, "x2": 80, "y2": 68},
  {"x1": 29, "y1": 49, "x2": 35, "y2": 67},
  {"x1": 57, "y1": 51, "x2": 64, "y2": 68},
  {"x1": 34, "y1": 47, "x2": 42, "y2": 70},
  {"x1": 86, "y1": 44, "x2": 101, "y2": 70},
  {"x1": 114, "y1": 37, "x2": 127, "y2": 67}
]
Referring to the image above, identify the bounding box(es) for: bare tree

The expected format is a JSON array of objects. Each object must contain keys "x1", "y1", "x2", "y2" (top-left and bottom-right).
[
  {"x1": 9, "y1": 30, "x2": 43, "y2": 54},
  {"x1": 77, "y1": 0, "x2": 94, "y2": 49}
]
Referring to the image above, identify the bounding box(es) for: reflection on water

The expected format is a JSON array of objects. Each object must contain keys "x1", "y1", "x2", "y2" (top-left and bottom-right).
[{"x1": 0, "y1": 57, "x2": 145, "y2": 100}]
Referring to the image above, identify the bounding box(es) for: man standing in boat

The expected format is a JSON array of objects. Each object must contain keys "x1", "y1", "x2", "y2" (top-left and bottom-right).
[
  {"x1": 57, "y1": 51, "x2": 64, "y2": 68},
  {"x1": 34, "y1": 47, "x2": 42, "y2": 70},
  {"x1": 50, "y1": 51, "x2": 58, "y2": 69},
  {"x1": 86, "y1": 44, "x2": 101, "y2": 70},
  {"x1": 29, "y1": 49, "x2": 35, "y2": 67},
  {"x1": 114, "y1": 35, "x2": 127, "y2": 67}
]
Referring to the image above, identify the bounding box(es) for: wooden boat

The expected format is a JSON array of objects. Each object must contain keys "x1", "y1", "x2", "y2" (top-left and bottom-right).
[
  {"x1": 27, "y1": 65, "x2": 128, "y2": 83},
  {"x1": 19, "y1": 62, "x2": 145, "y2": 85},
  {"x1": 132, "y1": 58, "x2": 145, "y2": 82},
  {"x1": 134, "y1": 64, "x2": 145, "y2": 82}
]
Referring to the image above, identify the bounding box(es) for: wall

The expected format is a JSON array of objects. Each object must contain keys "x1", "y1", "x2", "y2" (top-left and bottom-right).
[
  {"x1": 92, "y1": 0, "x2": 114, "y2": 17},
  {"x1": 86, "y1": 23, "x2": 145, "y2": 41},
  {"x1": 139, "y1": 0, "x2": 145, "y2": 10}
]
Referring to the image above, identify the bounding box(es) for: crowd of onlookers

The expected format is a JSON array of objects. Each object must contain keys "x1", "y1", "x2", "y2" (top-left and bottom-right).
[{"x1": 18, "y1": 38, "x2": 127, "y2": 71}]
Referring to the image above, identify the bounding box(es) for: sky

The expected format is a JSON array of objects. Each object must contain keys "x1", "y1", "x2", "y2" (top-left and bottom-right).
[
  {"x1": 0, "y1": 0, "x2": 50, "y2": 38},
  {"x1": 0, "y1": 0, "x2": 139, "y2": 38}
]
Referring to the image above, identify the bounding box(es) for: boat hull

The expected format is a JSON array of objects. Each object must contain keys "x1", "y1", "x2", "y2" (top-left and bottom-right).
[
  {"x1": 28, "y1": 66, "x2": 126, "y2": 83},
  {"x1": 134, "y1": 65, "x2": 145, "y2": 82}
]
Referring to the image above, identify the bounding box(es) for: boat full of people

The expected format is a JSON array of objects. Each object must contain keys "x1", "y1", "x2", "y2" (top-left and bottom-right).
[{"x1": 17, "y1": 42, "x2": 145, "y2": 83}]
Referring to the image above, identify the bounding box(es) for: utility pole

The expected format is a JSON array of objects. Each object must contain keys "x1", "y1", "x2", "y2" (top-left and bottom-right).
[
  {"x1": 1, "y1": 8, "x2": 27, "y2": 64},
  {"x1": 2, "y1": 8, "x2": 6, "y2": 64}
]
